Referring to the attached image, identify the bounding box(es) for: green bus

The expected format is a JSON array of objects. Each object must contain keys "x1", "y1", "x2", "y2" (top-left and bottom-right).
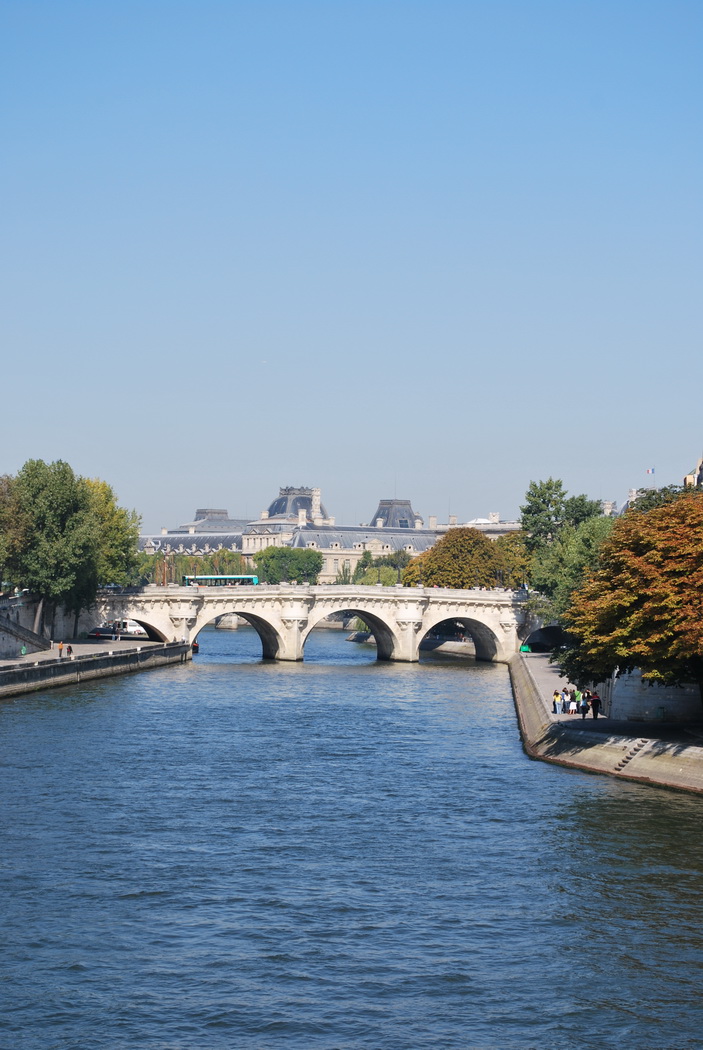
[{"x1": 182, "y1": 574, "x2": 259, "y2": 587}]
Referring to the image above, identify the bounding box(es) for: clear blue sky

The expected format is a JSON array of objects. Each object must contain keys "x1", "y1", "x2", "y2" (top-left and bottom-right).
[{"x1": 2, "y1": 1, "x2": 701, "y2": 531}]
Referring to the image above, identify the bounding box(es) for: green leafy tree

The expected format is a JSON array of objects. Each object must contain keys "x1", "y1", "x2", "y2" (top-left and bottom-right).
[
  {"x1": 334, "y1": 563, "x2": 353, "y2": 584},
  {"x1": 629, "y1": 484, "x2": 685, "y2": 513},
  {"x1": 530, "y1": 515, "x2": 615, "y2": 622},
  {"x1": 560, "y1": 492, "x2": 703, "y2": 703},
  {"x1": 4, "y1": 460, "x2": 101, "y2": 631},
  {"x1": 86, "y1": 478, "x2": 141, "y2": 586},
  {"x1": 254, "y1": 546, "x2": 323, "y2": 584},
  {"x1": 352, "y1": 551, "x2": 373, "y2": 583},
  {"x1": 520, "y1": 478, "x2": 601, "y2": 554},
  {"x1": 402, "y1": 528, "x2": 498, "y2": 589},
  {"x1": 493, "y1": 531, "x2": 530, "y2": 588},
  {"x1": 358, "y1": 565, "x2": 398, "y2": 586}
]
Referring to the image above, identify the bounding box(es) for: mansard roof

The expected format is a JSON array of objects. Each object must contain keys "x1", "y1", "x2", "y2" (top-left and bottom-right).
[
  {"x1": 288, "y1": 525, "x2": 437, "y2": 553},
  {"x1": 367, "y1": 498, "x2": 423, "y2": 529},
  {"x1": 264, "y1": 486, "x2": 329, "y2": 522},
  {"x1": 172, "y1": 509, "x2": 249, "y2": 533}
]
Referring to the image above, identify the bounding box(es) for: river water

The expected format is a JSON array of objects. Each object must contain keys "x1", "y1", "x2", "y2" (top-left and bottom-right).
[{"x1": 1, "y1": 627, "x2": 702, "y2": 1050}]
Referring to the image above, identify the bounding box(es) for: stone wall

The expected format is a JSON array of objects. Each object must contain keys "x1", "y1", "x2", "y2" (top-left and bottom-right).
[{"x1": 601, "y1": 670, "x2": 701, "y2": 723}]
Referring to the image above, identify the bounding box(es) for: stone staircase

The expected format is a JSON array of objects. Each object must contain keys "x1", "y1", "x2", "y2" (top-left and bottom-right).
[
  {"x1": 0, "y1": 613, "x2": 52, "y2": 651},
  {"x1": 614, "y1": 738, "x2": 650, "y2": 773}
]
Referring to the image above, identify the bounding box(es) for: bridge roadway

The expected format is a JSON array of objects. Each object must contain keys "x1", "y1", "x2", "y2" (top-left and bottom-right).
[{"x1": 93, "y1": 584, "x2": 532, "y2": 664}]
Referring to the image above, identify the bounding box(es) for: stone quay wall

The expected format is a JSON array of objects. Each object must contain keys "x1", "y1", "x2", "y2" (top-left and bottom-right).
[
  {"x1": 0, "y1": 643, "x2": 191, "y2": 701},
  {"x1": 509, "y1": 653, "x2": 703, "y2": 795}
]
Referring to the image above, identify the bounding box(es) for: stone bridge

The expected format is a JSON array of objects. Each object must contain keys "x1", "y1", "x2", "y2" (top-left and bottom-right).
[{"x1": 92, "y1": 584, "x2": 532, "y2": 663}]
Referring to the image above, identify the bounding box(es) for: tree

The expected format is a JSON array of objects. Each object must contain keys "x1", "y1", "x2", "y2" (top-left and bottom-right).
[
  {"x1": 493, "y1": 531, "x2": 530, "y2": 589},
  {"x1": 530, "y1": 515, "x2": 615, "y2": 622},
  {"x1": 520, "y1": 478, "x2": 568, "y2": 553},
  {"x1": 352, "y1": 551, "x2": 373, "y2": 583},
  {"x1": 357, "y1": 565, "x2": 398, "y2": 586},
  {"x1": 402, "y1": 528, "x2": 498, "y2": 589},
  {"x1": 254, "y1": 546, "x2": 323, "y2": 584},
  {"x1": 629, "y1": 484, "x2": 685, "y2": 513},
  {"x1": 4, "y1": 460, "x2": 101, "y2": 631},
  {"x1": 86, "y1": 479, "x2": 141, "y2": 586},
  {"x1": 350, "y1": 549, "x2": 410, "y2": 585},
  {"x1": 520, "y1": 478, "x2": 601, "y2": 554},
  {"x1": 560, "y1": 492, "x2": 703, "y2": 703}
]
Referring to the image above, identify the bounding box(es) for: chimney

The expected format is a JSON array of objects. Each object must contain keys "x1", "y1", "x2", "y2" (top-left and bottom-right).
[
  {"x1": 429, "y1": 516, "x2": 437, "y2": 530},
  {"x1": 449, "y1": 515, "x2": 457, "y2": 526},
  {"x1": 260, "y1": 509, "x2": 269, "y2": 519},
  {"x1": 298, "y1": 508, "x2": 306, "y2": 526},
  {"x1": 376, "y1": 518, "x2": 384, "y2": 528}
]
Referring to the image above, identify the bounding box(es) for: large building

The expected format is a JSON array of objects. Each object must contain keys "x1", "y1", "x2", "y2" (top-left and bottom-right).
[{"x1": 140, "y1": 486, "x2": 521, "y2": 583}]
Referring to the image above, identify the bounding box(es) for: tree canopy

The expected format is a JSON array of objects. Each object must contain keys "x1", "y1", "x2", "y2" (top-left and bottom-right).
[
  {"x1": 0, "y1": 459, "x2": 141, "y2": 628},
  {"x1": 560, "y1": 491, "x2": 703, "y2": 700},
  {"x1": 254, "y1": 545, "x2": 323, "y2": 584},
  {"x1": 520, "y1": 478, "x2": 602, "y2": 553},
  {"x1": 530, "y1": 515, "x2": 615, "y2": 622},
  {"x1": 402, "y1": 528, "x2": 498, "y2": 588},
  {"x1": 493, "y1": 531, "x2": 530, "y2": 589}
]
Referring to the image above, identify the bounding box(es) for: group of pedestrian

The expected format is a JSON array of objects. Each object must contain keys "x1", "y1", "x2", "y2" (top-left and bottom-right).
[{"x1": 552, "y1": 686, "x2": 602, "y2": 719}]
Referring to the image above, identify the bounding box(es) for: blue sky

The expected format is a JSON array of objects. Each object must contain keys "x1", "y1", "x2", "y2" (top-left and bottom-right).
[{"x1": 2, "y1": 1, "x2": 701, "y2": 531}]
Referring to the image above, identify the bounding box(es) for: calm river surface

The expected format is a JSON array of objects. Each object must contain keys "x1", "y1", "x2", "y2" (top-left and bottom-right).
[{"x1": 1, "y1": 627, "x2": 702, "y2": 1049}]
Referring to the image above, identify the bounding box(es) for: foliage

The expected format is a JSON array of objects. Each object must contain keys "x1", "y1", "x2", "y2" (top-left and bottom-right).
[
  {"x1": 86, "y1": 478, "x2": 141, "y2": 586},
  {"x1": 0, "y1": 461, "x2": 141, "y2": 626},
  {"x1": 530, "y1": 515, "x2": 615, "y2": 622},
  {"x1": 3, "y1": 460, "x2": 101, "y2": 615},
  {"x1": 254, "y1": 545, "x2": 323, "y2": 584},
  {"x1": 560, "y1": 492, "x2": 703, "y2": 700},
  {"x1": 334, "y1": 563, "x2": 353, "y2": 584},
  {"x1": 351, "y1": 548, "x2": 410, "y2": 585},
  {"x1": 357, "y1": 565, "x2": 398, "y2": 586},
  {"x1": 629, "y1": 484, "x2": 685, "y2": 513},
  {"x1": 493, "y1": 531, "x2": 530, "y2": 589},
  {"x1": 351, "y1": 551, "x2": 373, "y2": 583},
  {"x1": 135, "y1": 547, "x2": 249, "y2": 585},
  {"x1": 520, "y1": 478, "x2": 602, "y2": 554},
  {"x1": 401, "y1": 528, "x2": 498, "y2": 589}
]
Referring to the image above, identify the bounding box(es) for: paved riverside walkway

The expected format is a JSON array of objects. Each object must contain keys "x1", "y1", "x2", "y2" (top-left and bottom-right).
[
  {"x1": 0, "y1": 638, "x2": 162, "y2": 670},
  {"x1": 512, "y1": 654, "x2": 703, "y2": 793},
  {"x1": 522, "y1": 652, "x2": 703, "y2": 745}
]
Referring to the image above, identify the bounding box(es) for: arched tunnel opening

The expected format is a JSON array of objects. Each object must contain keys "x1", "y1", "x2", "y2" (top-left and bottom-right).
[
  {"x1": 521, "y1": 624, "x2": 568, "y2": 654},
  {"x1": 419, "y1": 617, "x2": 499, "y2": 662}
]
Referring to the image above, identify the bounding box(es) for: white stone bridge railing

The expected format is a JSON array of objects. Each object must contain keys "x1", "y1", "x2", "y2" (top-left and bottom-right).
[{"x1": 89, "y1": 584, "x2": 533, "y2": 664}]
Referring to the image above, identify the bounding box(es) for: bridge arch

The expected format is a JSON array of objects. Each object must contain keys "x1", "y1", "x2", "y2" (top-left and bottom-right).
[
  {"x1": 419, "y1": 613, "x2": 503, "y2": 662},
  {"x1": 301, "y1": 605, "x2": 400, "y2": 661},
  {"x1": 190, "y1": 608, "x2": 285, "y2": 660}
]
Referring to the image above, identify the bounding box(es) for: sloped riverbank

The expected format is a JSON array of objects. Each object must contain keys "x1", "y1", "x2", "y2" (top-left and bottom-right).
[{"x1": 510, "y1": 653, "x2": 703, "y2": 795}]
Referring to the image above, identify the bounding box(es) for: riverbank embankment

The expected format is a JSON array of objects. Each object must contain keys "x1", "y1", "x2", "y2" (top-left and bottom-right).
[
  {"x1": 0, "y1": 640, "x2": 191, "y2": 700},
  {"x1": 510, "y1": 653, "x2": 703, "y2": 795}
]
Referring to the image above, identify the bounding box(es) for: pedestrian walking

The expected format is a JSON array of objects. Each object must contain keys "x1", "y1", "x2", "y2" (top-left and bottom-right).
[
  {"x1": 591, "y1": 693, "x2": 602, "y2": 719},
  {"x1": 58, "y1": 641, "x2": 64, "y2": 659}
]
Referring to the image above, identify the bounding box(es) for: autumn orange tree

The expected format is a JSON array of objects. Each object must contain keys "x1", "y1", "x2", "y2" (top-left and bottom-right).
[
  {"x1": 560, "y1": 491, "x2": 703, "y2": 702},
  {"x1": 402, "y1": 527, "x2": 498, "y2": 588}
]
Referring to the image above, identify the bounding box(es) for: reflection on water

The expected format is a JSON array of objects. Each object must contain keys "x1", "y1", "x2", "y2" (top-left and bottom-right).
[{"x1": 1, "y1": 627, "x2": 701, "y2": 1049}]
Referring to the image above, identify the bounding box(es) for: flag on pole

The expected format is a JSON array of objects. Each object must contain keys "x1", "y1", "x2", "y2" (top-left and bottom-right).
[{"x1": 646, "y1": 468, "x2": 655, "y2": 475}]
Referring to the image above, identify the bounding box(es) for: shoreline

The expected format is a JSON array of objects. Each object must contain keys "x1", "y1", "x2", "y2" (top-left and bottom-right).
[
  {"x1": 0, "y1": 641, "x2": 192, "y2": 700},
  {"x1": 509, "y1": 652, "x2": 703, "y2": 795}
]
